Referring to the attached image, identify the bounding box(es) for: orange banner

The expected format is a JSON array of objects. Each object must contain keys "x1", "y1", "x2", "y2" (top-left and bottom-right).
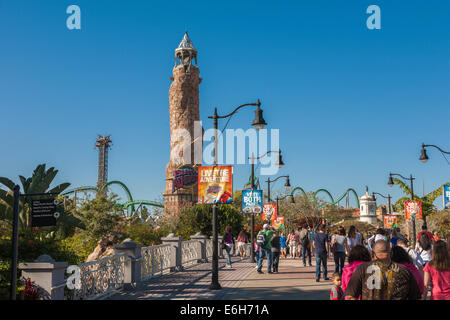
[
  {"x1": 272, "y1": 216, "x2": 284, "y2": 230},
  {"x1": 384, "y1": 215, "x2": 397, "y2": 229},
  {"x1": 262, "y1": 203, "x2": 277, "y2": 222},
  {"x1": 197, "y1": 166, "x2": 233, "y2": 204}
]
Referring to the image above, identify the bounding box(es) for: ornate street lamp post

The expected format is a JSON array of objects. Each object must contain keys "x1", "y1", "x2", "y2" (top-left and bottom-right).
[
  {"x1": 388, "y1": 172, "x2": 416, "y2": 246},
  {"x1": 372, "y1": 191, "x2": 393, "y2": 225},
  {"x1": 266, "y1": 175, "x2": 290, "y2": 203},
  {"x1": 208, "y1": 100, "x2": 266, "y2": 290},
  {"x1": 420, "y1": 143, "x2": 450, "y2": 163},
  {"x1": 248, "y1": 150, "x2": 284, "y2": 262}
]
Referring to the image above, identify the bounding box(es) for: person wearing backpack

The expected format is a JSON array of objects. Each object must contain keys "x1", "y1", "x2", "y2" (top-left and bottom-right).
[
  {"x1": 416, "y1": 229, "x2": 433, "y2": 266},
  {"x1": 331, "y1": 226, "x2": 349, "y2": 276},
  {"x1": 256, "y1": 224, "x2": 275, "y2": 274},
  {"x1": 299, "y1": 225, "x2": 312, "y2": 267}
]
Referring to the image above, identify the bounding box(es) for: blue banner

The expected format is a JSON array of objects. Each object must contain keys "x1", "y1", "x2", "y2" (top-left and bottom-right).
[
  {"x1": 444, "y1": 185, "x2": 450, "y2": 210},
  {"x1": 242, "y1": 190, "x2": 263, "y2": 214}
]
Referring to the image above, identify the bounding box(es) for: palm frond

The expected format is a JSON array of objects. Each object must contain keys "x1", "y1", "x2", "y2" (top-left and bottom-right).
[
  {"x1": 424, "y1": 182, "x2": 450, "y2": 203},
  {"x1": 48, "y1": 183, "x2": 71, "y2": 194},
  {"x1": 0, "y1": 177, "x2": 16, "y2": 190}
]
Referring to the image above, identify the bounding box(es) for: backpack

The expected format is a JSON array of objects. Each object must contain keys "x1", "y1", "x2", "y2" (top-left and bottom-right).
[
  {"x1": 257, "y1": 231, "x2": 266, "y2": 247},
  {"x1": 300, "y1": 232, "x2": 309, "y2": 247},
  {"x1": 419, "y1": 232, "x2": 432, "y2": 251}
]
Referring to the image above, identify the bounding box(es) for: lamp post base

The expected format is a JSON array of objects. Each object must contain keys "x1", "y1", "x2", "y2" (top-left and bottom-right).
[{"x1": 209, "y1": 282, "x2": 222, "y2": 290}]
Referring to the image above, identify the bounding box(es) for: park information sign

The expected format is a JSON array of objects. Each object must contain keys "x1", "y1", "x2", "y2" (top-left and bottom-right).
[
  {"x1": 384, "y1": 215, "x2": 397, "y2": 229},
  {"x1": 197, "y1": 165, "x2": 233, "y2": 204},
  {"x1": 405, "y1": 201, "x2": 422, "y2": 219},
  {"x1": 272, "y1": 216, "x2": 284, "y2": 230},
  {"x1": 262, "y1": 203, "x2": 277, "y2": 222},
  {"x1": 242, "y1": 190, "x2": 263, "y2": 214},
  {"x1": 31, "y1": 198, "x2": 60, "y2": 227},
  {"x1": 444, "y1": 185, "x2": 450, "y2": 210}
]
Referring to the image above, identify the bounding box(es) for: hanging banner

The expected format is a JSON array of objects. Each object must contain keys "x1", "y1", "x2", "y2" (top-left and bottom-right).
[
  {"x1": 383, "y1": 215, "x2": 397, "y2": 229},
  {"x1": 262, "y1": 203, "x2": 277, "y2": 222},
  {"x1": 272, "y1": 216, "x2": 285, "y2": 230},
  {"x1": 404, "y1": 201, "x2": 422, "y2": 219},
  {"x1": 444, "y1": 185, "x2": 450, "y2": 210},
  {"x1": 172, "y1": 165, "x2": 198, "y2": 193},
  {"x1": 242, "y1": 190, "x2": 263, "y2": 214},
  {"x1": 197, "y1": 166, "x2": 233, "y2": 204}
]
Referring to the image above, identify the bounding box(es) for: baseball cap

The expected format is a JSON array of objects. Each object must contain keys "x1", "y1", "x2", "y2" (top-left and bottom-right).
[{"x1": 263, "y1": 224, "x2": 269, "y2": 229}]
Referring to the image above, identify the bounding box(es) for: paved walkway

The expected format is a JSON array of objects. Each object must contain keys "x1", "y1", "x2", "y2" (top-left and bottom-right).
[{"x1": 110, "y1": 254, "x2": 336, "y2": 300}]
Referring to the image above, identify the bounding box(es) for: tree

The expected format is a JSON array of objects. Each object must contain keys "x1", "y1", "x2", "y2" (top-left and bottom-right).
[
  {"x1": 75, "y1": 193, "x2": 125, "y2": 239},
  {"x1": 425, "y1": 209, "x2": 450, "y2": 237},
  {"x1": 176, "y1": 204, "x2": 244, "y2": 239},
  {"x1": 0, "y1": 164, "x2": 71, "y2": 230},
  {"x1": 392, "y1": 179, "x2": 450, "y2": 223},
  {"x1": 277, "y1": 191, "x2": 324, "y2": 232}
]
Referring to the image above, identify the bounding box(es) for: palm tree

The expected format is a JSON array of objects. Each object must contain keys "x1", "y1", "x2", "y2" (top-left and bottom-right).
[
  {"x1": 392, "y1": 178, "x2": 450, "y2": 224},
  {"x1": 0, "y1": 164, "x2": 70, "y2": 230}
]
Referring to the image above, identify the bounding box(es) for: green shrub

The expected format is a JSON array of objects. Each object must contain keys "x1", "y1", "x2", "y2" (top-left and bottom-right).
[
  {"x1": 125, "y1": 222, "x2": 171, "y2": 246},
  {"x1": 60, "y1": 231, "x2": 98, "y2": 264}
]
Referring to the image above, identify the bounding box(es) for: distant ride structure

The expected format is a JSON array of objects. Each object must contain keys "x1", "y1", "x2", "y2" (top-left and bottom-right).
[
  {"x1": 61, "y1": 135, "x2": 163, "y2": 217},
  {"x1": 288, "y1": 187, "x2": 360, "y2": 208}
]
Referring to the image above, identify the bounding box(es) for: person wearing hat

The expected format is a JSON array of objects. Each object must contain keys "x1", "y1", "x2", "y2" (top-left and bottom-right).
[{"x1": 256, "y1": 224, "x2": 275, "y2": 274}]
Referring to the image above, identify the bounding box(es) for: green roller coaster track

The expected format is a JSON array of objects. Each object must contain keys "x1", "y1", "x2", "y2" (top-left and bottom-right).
[
  {"x1": 288, "y1": 187, "x2": 360, "y2": 208},
  {"x1": 61, "y1": 181, "x2": 164, "y2": 216}
]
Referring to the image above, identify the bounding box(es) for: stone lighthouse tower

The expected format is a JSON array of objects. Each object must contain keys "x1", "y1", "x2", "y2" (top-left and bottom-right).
[
  {"x1": 359, "y1": 186, "x2": 378, "y2": 224},
  {"x1": 163, "y1": 32, "x2": 202, "y2": 216}
]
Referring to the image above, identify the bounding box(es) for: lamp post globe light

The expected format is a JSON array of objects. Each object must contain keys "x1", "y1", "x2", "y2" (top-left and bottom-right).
[
  {"x1": 420, "y1": 143, "x2": 450, "y2": 163},
  {"x1": 248, "y1": 149, "x2": 285, "y2": 262},
  {"x1": 207, "y1": 100, "x2": 266, "y2": 290},
  {"x1": 387, "y1": 172, "x2": 417, "y2": 246}
]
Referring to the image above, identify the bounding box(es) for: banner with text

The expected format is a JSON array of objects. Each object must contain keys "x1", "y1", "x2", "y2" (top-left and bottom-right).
[
  {"x1": 444, "y1": 185, "x2": 450, "y2": 210},
  {"x1": 405, "y1": 201, "x2": 422, "y2": 220},
  {"x1": 242, "y1": 190, "x2": 263, "y2": 214},
  {"x1": 197, "y1": 166, "x2": 233, "y2": 204},
  {"x1": 262, "y1": 203, "x2": 277, "y2": 222}
]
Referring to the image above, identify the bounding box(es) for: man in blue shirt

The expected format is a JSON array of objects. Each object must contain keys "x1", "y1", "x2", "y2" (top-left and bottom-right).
[{"x1": 313, "y1": 224, "x2": 329, "y2": 282}]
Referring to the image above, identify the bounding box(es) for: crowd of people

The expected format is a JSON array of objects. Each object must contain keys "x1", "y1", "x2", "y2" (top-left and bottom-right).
[{"x1": 221, "y1": 223, "x2": 450, "y2": 300}]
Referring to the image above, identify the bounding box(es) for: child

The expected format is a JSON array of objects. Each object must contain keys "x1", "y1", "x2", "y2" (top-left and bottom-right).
[{"x1": 330, "y1": 272, "x2": 344, "y2": 300}]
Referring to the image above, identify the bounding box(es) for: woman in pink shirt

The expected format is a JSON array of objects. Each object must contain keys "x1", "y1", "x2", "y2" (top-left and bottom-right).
[
  {"x1": 341, "y1": 245, "x2": 371, "y2": 299},
  {"x1": 423, "y1": 240, "x2": 450, "y2": 300},
  {"x1": 391, "y1": 245, "x2": 424, "y2": 294}
]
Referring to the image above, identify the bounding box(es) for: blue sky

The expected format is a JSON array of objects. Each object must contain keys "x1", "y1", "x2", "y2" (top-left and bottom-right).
[{"x1": 1, "y1": 0, "x2": 449, "y2": 209}]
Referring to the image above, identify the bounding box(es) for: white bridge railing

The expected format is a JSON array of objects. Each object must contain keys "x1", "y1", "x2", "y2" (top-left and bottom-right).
[
  {"x1": 68, "y1": 253, "x2": 127, "y2": 300},
  {"x1": 140, "y1": 244, "x2": 175, "y2": 280},
  {"x1": 19, "y1": 232, "x2": 252, "y2": 300}
]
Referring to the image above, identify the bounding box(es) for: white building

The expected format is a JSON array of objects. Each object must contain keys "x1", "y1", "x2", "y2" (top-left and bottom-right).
[{"x1": 359, "y1": 187, "x2": 378, "y2": 224}]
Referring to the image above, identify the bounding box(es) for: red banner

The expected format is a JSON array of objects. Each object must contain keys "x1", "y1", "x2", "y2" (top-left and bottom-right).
[{"x1": 405, "y1": 201, "x2": 422, "y2": 219}]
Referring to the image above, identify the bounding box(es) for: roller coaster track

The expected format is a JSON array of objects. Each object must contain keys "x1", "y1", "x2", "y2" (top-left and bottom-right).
[
  {"x1": 61, "y1": 181, "x2": 163, "y2": 216},
  {"x1": 290, "y1": 186, "x2": 307, "y2": 197},
  {"x1": 288, "y1": 186, "x2": 360, "y2": 208}
]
